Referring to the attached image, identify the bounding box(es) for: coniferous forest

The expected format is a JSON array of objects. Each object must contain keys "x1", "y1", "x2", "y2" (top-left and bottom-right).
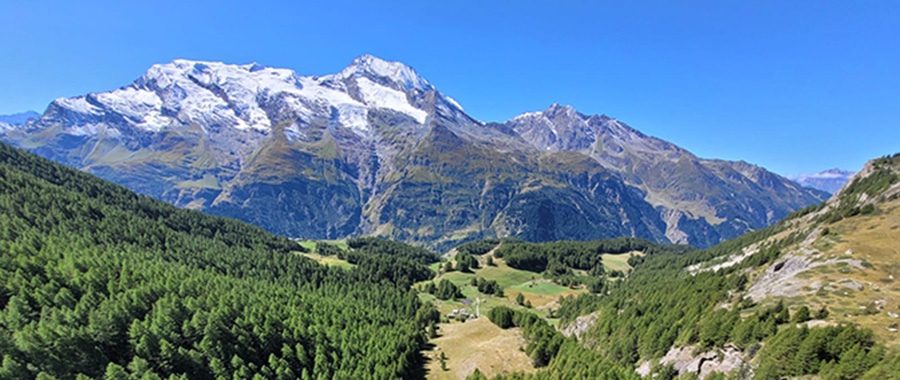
[
  {"x1": 0, "y1": 143, "x2": 437, "y2": 379},
  {"x1": 3, "y1": 5, "x2": 898, "y2": 378},
  {"x1": 1, "y1": 141, "x2": 898, "y2": 380}
]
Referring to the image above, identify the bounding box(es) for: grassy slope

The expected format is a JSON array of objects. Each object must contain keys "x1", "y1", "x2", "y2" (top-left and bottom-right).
[
  {"x1": 299, "y1": 252, "x2": 355, "y2": 270},
  {"x1": 735, "y1": 156, "x2": 900, "y2": 350},
  {"x1": 297, "y1": 240, "x2": 354, "y2": 269},
  {"x1": 791, "y1": 197, "x2": 900, "y2": 349},
  {"x1": 601, "y1": 251, "x2": 642, "y2": 273},
  {"x1": 424, "y1": 318, "x2": 535, "y2": 380}
]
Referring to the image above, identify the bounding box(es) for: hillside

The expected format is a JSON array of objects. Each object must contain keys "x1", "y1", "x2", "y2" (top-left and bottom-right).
[
  {"x1": 710, "y1": 154, "x2": 900, "y2": 349},
  {"x1": 0, "y1": 142, "x2": 438, "y2": 379},
  {"x1": 459, "y1": 154, "x2": 899, "y2": 379},
  {"x1": 1, "y1": 56, "x2": 825, "y2": 250}
]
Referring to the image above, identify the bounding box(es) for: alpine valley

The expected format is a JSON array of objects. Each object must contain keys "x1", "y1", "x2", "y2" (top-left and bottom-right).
[{"x1": 0, "y1": 55, "x2": 827, "y2": 249}]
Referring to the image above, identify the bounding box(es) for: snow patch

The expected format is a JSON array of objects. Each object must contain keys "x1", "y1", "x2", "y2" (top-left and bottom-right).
[
  {"x1": 355, "y1": 77, "x2": 427, "y2": 124},
  {"x1": 512, "y1": 111, "x2": 542, "y2": 121},
  {"x1": 444, "y1": 95, "x2": 464, "y2": 111},
  {"x1": 340, "y1": 54, "x2": 430, "y2": 90},
  {"x1": 55, "y1": 97, "x2": 101, "y2": 115},
  {"x1": 96, "y1": 87, "x2": 171, "y2": 131}
]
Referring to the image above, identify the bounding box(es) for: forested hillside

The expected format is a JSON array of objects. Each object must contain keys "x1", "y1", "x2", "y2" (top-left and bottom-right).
[
  {"x1": 0, "y1": 143, "x2": 436, "y2": 379},
  {"x1": 478, "y1": 154, "x2": 900, "y2": 379},
  {"x1": 484, "y1": 230, "x2": 895, "y2": 379}
]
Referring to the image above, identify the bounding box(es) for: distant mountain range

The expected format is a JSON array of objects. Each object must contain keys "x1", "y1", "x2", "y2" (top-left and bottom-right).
[
  {"x1": 0, "y1": 55, "x2": 827, "y2": 249},
  {"x1": 790, "y1": 168, "x2": 855, "y2": 194},
  {"x1": 0, "y1": 111, "x2": 40, "y2": 131}
]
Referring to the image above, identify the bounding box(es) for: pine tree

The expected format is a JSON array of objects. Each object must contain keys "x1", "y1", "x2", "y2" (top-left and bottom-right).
[
  {"x1": 439, "y1": 352, "x2": 449, "y2": 371},
  {"x1": 793, "y1": 306, "x2": 811, "y2": 324},
  {"x1": 467, "y1": 368, "x2": 488, "y2": 380},
  {"x1": 103, "y1": 363, "x2": 128, "y2": 380}
]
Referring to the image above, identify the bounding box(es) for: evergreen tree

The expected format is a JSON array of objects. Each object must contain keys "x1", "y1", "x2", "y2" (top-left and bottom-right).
[
  {"x1": 516, "y1": 293, "x2": 526, "y2": 306},
  {"x1": 467, "y1": 368, "x2": 488, "y2": 380},
  {"x1": 816, "y1": 306, "x2": 830, "y2": 319},
  {"x1": 793, "y1": 306, "x2": 811, "y2": 324},
  {"x1": 435, "y1": 280, "x2": 462, "y2": 300},
  {"x1": 439, "y1": 352, "x2": 449, "y2": 371}
]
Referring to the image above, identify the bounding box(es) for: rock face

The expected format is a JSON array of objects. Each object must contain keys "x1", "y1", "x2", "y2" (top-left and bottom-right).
[
  {"x1": 1, "y1": 56, "x2": 826, "y2": 249},
  {"x1": 506, "y1": 105, "x2": 827, "y2": 246},
  {"x1": 636, "y1": 344, "x2": 748, "y2": 379},
  {"x1": 560, "y1": 312, "x2": 599, "y2": 338}
]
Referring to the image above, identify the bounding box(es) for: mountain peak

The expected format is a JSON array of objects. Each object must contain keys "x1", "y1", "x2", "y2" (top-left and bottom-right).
[
  {"x1": 140, "y1": 59, "x2": 299, "y2": 85},
  {"x1": 790, "y1": 168, "x2": 856, "y2": 194},
  {"x1": 338, "y1": 54, "x2": 430, "y2": 90},
  {"x1": 547, "y1": 103, "x2": 577, "y2": 113},
  {"x1": 822, "y1": 168, "x2": 853, "y2": 175},
  {"x1": 512, "y1": 103, "x2": 581, "y2": 122},
  {"x1": 0, "y1": 111, "x2": 40, "y2": 125}
]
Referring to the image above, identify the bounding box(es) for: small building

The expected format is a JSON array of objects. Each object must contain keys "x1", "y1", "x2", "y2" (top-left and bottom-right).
[{"x1": 448, "y1": 308, "x2": 474, "y2": 321}]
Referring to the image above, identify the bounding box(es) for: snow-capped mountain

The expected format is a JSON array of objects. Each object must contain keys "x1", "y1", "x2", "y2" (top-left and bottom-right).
[
  {"x1": 41, "y1": 55, "x2": 464, "y2": 139},
  {"x1": 505, "y1": 104, "x2": 828, "y2": 245},
  {"x1": 791, "y1": 168, "x2": 856, "y2": 194},
  {"x1": 0, "y1": 55, "x2": 827, "y2": 249}
]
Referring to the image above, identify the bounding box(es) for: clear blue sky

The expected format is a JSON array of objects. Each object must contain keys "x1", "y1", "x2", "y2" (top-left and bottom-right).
[{"x1": 1, "y1": 1, "x2": 898, "y2": 175}]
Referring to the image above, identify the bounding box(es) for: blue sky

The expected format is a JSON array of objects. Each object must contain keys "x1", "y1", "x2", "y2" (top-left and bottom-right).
[{"x1": 1, "y1": 1, "x2": 897, "y2": 175}]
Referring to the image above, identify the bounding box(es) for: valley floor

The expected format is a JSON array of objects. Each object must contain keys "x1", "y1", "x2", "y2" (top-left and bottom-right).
[{"x1": 416, "y1": 245, "x2": 641, "y2": 378}]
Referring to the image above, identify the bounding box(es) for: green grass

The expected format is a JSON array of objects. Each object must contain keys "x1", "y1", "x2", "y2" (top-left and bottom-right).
[
  {"x1": 601, "y1": 252, "x2": 639, "y2": 273},
  {"x1": 437, "y1": 271, "x2": 476, "y2": 286},
  {"x1": 508, "y1": 280, "x2": 573, "y2": 296},
  {"x1": 420, "y1": 255, "x2": 585, "y2": 318},
  {"x1": 299, "y1": 252, "x2": 355, "y2": 270},
  {"x1": 298, "y1": 240, "x2": 316, "y2": 252},
  {"x1": 320, "y1": 239, "x2": 349, "y2": 251},
  {"x1": 297, "y1": 239, "x2": 349, "y2": 253},
  {"x1": 296, "y1": 239, "x2": 353, "y2": 269},
  {"x1": 476, "y1": 262, "x2": 541, "y2": 288}
]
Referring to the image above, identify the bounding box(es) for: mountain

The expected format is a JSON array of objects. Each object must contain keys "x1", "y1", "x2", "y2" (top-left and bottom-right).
[
  {"x1": 0, "y1": 110, "x2": 40, "y2": 125},
  {"x1": 503, "y1": 153, "x2": 899, "y2": 379},
  {"x1": 0, "y1": 55, "x2": 826, "y2": 249},
  {"x1": 791, "y1": 168, "x2": 856, "y2": 194},
  {"x1": 0, "y1": 142, "x2": 436, "y2": 378},
  {"x1": 505, "y1": 105, "x2": 828, "y2": 246}
]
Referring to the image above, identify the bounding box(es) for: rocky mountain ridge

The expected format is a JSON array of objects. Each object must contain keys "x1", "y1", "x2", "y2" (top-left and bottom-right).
[{"x1": 1, "y1": 55, "x2": 827, "y2": 249}]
